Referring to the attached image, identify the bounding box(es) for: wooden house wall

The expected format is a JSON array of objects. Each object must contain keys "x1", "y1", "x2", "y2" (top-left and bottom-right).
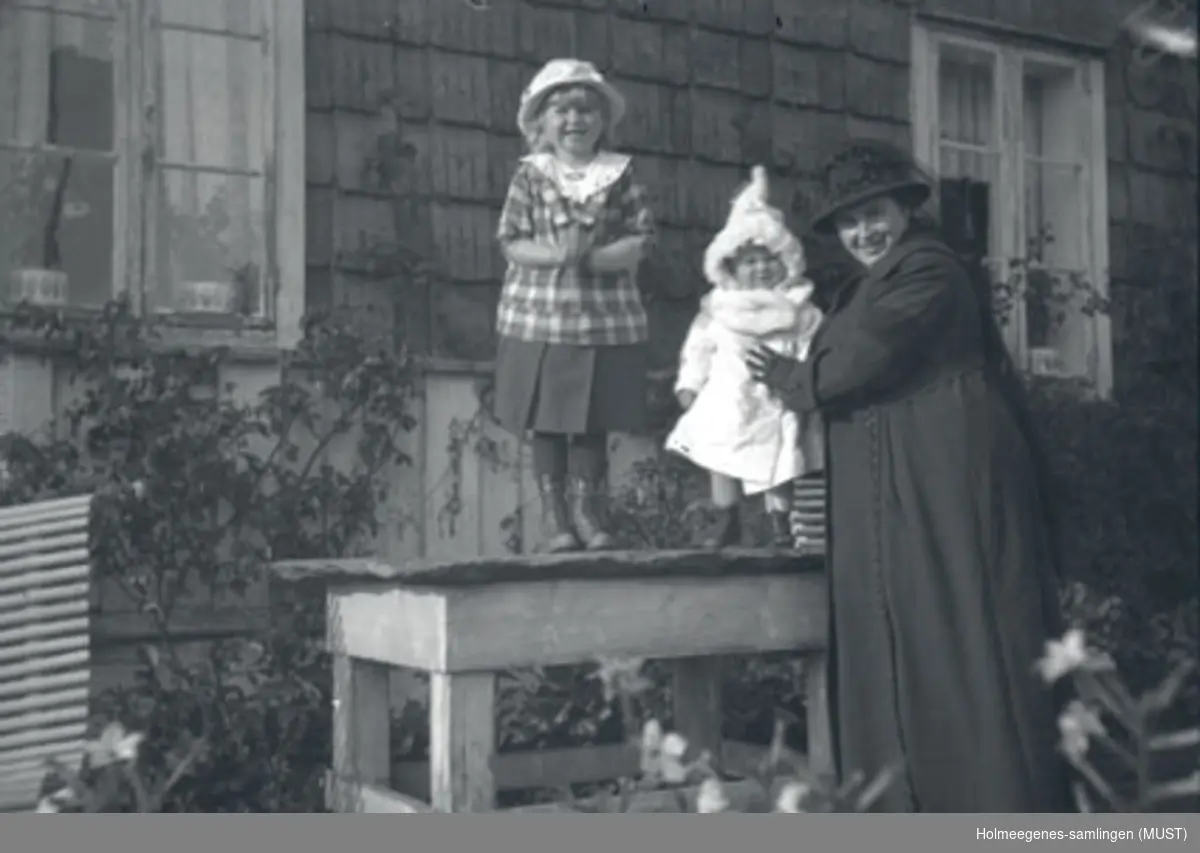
[{"x1": 303, "y1": 0, "x2": 1196, "y2": 387}]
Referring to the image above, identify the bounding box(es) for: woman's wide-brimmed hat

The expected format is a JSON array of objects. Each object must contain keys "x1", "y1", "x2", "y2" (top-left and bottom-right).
[
  {"x1": 516, "y1": 58, "x2": 627, "y2": 143},
  {"x1": 809, "y1": 139, "x2": 933, "y2": 235}
]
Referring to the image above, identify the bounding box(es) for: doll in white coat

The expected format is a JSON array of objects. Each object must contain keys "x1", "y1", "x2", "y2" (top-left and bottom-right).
[{"x1": 665, "y1": 166, "x2": 824, "y2": 549}]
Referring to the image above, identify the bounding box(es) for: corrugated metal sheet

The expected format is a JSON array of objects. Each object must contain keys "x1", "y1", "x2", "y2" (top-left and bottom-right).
[{"x1": 0, "y1": 494, "x2": 93, "y2": 812}]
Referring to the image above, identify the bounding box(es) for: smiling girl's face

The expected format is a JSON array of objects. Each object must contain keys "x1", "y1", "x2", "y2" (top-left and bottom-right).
[
  {"x1": 538, "y1": 85, "x2": 606, "y2": 160},
  {"x1": 834, "y1": 194, "x2": 910, "y2": 268}
]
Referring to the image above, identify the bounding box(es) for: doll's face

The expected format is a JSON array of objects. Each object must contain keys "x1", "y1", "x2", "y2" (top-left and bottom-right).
[
  {"x1": 834, "y1": 194, "x2": 910, "y2": 268},
  {"x1": 729, "y1": 244, "x2": 787, "y2": 289},
  {"x1": 538, "y1": 85, "x2": 606, "y2": 159}
]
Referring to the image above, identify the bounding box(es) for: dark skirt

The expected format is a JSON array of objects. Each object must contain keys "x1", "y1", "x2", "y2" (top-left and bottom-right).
[{"x1": 493, "y1": 336, "x2": 649, "y2": 436}]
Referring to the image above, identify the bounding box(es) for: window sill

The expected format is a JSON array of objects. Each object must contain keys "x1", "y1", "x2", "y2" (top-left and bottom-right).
[{"x1": 0, "y1": 305, "x2": 283, "y2": 365}]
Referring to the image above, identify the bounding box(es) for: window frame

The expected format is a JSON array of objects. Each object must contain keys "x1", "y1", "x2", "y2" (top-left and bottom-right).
[
  {"x1": 910, "y1": 18, "x2": 1112, "y2": 398},
  {"x1": 0, "y1": 0, "x2": 305, "y2": 352}
]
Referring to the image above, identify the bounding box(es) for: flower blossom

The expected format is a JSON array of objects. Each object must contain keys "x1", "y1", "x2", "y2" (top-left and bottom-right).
[
  {"x1": 775, "y1": 781, "x2": 812, "y2": 813},
  {"x1": 85, "y1": 721, "x2": 145, "y2": 769},
  {"x1": 1035, "y1": 629, "x2": 1093, "y2": 683},
  {"x1": 592, "y1": 656, "x2": 651, "y2": 702},
  {"x1": 639, "y1": 719, "x2": 664, "y2": 776},
  {"x1": 660, "y1": 733, "x2": 689, "y2": 784},
  {"x1": 696, "y1": 778, "x2": 729, "y2": 813},
  {"x1": 1057, "y1": 700, "x2": 1105, "y2": 762},
  {"x1": 34, "y1": 797, "x2": 59, "y2": 814}
]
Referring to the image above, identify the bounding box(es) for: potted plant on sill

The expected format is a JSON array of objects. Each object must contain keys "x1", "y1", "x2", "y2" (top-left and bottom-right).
[
  {"x1": 1, "y1": 153, "x2": 73, "y2": 307},
  {"x1": 168, "y1": 189, "x2": 239, "y2": 314}
]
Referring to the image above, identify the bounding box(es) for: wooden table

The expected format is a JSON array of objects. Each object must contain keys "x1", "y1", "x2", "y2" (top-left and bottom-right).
[{"x1": 275, "y1": 549, "x2": 830, "y2": 813}]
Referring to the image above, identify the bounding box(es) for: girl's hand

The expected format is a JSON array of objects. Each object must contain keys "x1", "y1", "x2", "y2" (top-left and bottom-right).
[
  {"x1": 587, "y1": 236, "x2": 647, "y2": 273},
  {"x1": 562, "y1": 226, "x2": 592, "y2": 265},
  {"x1": 745, "y1": 344, "x2": 798, "y2": 394}
]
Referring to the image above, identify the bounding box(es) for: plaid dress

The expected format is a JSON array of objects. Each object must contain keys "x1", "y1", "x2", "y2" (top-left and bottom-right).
[
  {"x1": 492, "y1": 152, "x2": 657, "y2": 436},
  {"x1": 495, "y1": 152, "x2": 655, "y2": 344}
]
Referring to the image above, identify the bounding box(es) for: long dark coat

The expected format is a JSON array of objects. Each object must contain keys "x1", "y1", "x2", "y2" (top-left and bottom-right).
[{"x1": 775, "y1": 231, "x2": 1073, "y2": 812}]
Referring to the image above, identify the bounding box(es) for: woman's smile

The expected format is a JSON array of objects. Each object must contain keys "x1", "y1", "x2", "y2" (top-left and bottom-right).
[
  {"x1": 854, "y1": 229, "x2": 892, "y2": 260},
  {"x1": 834, "y1": 195, "x2": 910, "y2": 268}
]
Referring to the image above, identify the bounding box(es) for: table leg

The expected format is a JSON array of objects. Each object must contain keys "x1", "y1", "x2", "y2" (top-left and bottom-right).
[
  {"x1": 805, "y1": 652, "x2": 833, "y2": 777},
  {"x1": 332, "y1": 654, "x2": 392, "y2": 805},
  {"x1": 429, "y1": 671, "x2": 496, "y2": 812},
  {"x1": 671, "y1": 656, "x2": 725, "y2": 762}
]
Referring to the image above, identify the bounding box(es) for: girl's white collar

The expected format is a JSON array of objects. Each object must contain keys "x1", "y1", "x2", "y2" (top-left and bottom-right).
[{"x1": 523, "y1": 151, "x2": 631, "y2": 202}]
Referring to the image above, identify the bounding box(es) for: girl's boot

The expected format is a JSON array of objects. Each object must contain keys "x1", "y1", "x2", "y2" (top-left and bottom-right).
[
  {"x1": 703, "y1": 504, "x2": 742, "y2": 550},
  {"x1": 567, "y1": 435, "x2": 617, "y2": 551},
  {"x1": 768, "y1": 510, "x2": 793, "y2": 549},
  {"x1": 537, "y1": 475, "x2": 581, "y2": 553},
  {"x1": 569, "y1": 475, "x2": 617, "y2": 551}
]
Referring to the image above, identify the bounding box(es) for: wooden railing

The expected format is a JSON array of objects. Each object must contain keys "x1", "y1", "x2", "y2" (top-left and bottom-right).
[
  {"x1": 0, "y1": 492, "x2": 95, "y2": 812},
  {"x1": 276, "y1": 549, "x2": 830, "y2": 813}
]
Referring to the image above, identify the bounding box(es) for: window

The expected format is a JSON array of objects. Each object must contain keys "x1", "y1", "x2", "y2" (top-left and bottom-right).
[
  {"x1": 911, "y1": 21, "x2": 1112, "y2": 395},
  {"x1": 0, "y1": 0, "x2": 304, "y2": 347}
]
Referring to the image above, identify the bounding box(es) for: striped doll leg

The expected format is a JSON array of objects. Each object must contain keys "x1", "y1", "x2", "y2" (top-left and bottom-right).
[{"x1": 790, "y1": 471, "x2": 827, "y2": 553}]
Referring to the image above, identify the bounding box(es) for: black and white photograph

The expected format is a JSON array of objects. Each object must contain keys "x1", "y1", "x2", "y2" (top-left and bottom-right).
[{"x1": 0, "y1": 0, "x2": 1196, "y2": 821}]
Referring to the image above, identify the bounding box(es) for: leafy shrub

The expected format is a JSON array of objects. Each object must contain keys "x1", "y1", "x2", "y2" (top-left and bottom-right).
[
  {"x1": 1036, "y1": 629, "x2": 1198, "y2": 813},
  {"x1": 1, "y1": 299, "x2": 415, "y2": 812},
  {"x1": 1029, "y1": 378, "x2": 1199, "y2": 719}
]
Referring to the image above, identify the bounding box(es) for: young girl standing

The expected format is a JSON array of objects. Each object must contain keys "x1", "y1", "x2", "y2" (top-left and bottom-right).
[
  {"x1": 493, "y1": 59, "x2": 656, "y2": 553},
  {"x1": 666, "y1": 166, "x2": 824, "y2": 549}
]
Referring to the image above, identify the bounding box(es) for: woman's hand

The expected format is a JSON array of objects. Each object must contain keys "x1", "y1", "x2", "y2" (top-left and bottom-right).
[
  {"x1": 745, "y1": 344, "x2": 800, "y2": 395},
  {"x1": 676, "y1": 389, "x2": 697, "y2": 410}
]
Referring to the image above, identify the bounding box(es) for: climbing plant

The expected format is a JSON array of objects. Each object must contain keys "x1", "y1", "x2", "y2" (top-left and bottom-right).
[{"x1": 0, "y1": 297, "x2": 418, "y2": 811}]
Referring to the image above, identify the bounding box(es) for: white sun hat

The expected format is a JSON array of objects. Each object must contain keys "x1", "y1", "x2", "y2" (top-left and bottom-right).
[
  {"x1": 516, "y1": 58, "x2": 627, "y2": 143},
  {"x1": 703, "y1": 165, "x2": 807, "y2": 290}
]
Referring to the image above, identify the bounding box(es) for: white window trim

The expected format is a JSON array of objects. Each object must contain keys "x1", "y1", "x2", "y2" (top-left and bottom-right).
[
  {"x1": 911, "y1": 20, "x2": 1112, "y2": 398},
  {"x1": 271, "y1": 0, "x2": 306, "y2": 351},
  {"x1": 0, "y1": 0, "x2": 306, "y2": 352}
]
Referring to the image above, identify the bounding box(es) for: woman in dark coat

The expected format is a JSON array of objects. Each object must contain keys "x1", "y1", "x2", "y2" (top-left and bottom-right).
[{"x1": 747, "y1": 140, "x2": 1073, "y2": 812}]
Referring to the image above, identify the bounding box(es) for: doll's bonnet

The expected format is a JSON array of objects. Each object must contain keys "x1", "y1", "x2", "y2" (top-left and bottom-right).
[{"x1": 703, "y1": 165, "x2": 806, "y2": 291}]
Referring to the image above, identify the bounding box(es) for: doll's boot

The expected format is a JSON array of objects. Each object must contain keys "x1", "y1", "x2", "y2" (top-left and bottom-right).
[
  {"x1": 569, "y1": 476, "x2": 617, "y2": 551},
  {"x1": 537, "y1": 476, "x2": 581, "y2": 553},
  {"x1": 703, "y1": 505, "x2": 742, "y2": 550},
  {"x1": 768, "y1": 510, "x2": 794, "y2": 549}
]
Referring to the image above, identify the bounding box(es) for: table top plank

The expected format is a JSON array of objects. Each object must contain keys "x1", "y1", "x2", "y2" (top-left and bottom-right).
[{"x1": 272, "y1": 548, "x2": 824, "y2": 589}]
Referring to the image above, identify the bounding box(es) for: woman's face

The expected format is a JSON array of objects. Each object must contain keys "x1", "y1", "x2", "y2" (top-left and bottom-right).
[
  {"x1": 729, "y1": 245, "x2": 787, "y2": 289},
  {"x1": 834, "y1": 194, "x2": 910, "y2": 268},
  {"x1": 539, "y1": 86, "x2": 606, "y2": 158}
]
